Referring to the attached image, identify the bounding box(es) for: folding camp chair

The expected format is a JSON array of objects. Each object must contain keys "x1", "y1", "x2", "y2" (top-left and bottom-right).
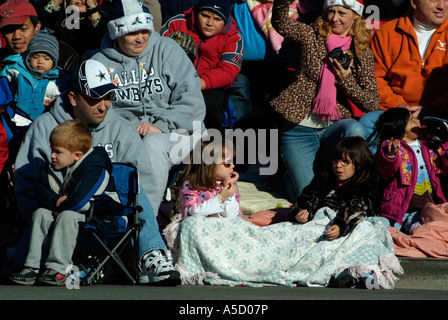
[{"x1": 75, "y1": 163, "x2": 143, "y2": 285}]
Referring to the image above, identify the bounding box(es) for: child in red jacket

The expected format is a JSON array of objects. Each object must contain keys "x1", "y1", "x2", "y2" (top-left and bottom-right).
[{"x1": 161, "y1": 0, "x2": 243, "y2": 130}]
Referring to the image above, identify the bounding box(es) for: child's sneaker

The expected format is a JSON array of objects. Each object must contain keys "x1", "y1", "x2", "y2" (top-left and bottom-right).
[
  {"x1": 10, "y1": 267, "x2": 39, "y2": 286},
  {"x1": 139, "y1": 249, "x2": 181, "y2": 286},
  {"x1": 37, "y1": 269, "x2": 68, "y2": 286}
]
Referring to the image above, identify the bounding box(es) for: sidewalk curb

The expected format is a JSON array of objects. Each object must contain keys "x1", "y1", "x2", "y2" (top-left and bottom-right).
[{"x1": 395, "y1": 257, "x2": 448, "y2": 290}]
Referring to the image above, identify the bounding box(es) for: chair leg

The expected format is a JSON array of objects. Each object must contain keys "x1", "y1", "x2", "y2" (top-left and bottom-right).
[
  {"x1": 85, "y1": 228, "x2": 137, "y2": 285},
  {"x1": 102, "y1": 231, "x2": 136, "y2": 284}
]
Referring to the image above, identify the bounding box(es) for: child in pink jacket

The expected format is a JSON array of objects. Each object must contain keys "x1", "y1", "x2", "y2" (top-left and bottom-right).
[{"x1": 372, "y1": 108, "x2": 448, "y2": 233}]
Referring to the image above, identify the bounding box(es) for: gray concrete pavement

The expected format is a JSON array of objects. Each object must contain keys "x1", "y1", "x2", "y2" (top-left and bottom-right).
[
  {"x1": 393, "y1": 257, "x2": 448, "y2": 291},
  {"x1": 0, "y1": 283, "x2": 447, "y2": 300},
  {"x1": 0, "y1": 257, "x2": 447, "y2": 304},
  {"x1": 0, "y1": 262, "x2": 447, "y2": 320}
]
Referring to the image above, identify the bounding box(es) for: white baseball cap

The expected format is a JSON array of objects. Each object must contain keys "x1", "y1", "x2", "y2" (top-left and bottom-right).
[{"x1": 71, "y1": 60, "x2": 118, "y2": 99}]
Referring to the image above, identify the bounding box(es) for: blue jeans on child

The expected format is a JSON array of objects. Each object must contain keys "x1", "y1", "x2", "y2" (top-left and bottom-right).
[
  {"x1": 281, "y1": 119, "x2": 366, "y2": 201},
  {"x1": 379, "y1": 211, "x2": 421, "y2": 234}
]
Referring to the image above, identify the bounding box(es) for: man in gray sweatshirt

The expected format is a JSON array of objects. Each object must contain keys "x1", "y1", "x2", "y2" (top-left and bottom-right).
[
  {"x1": 14, "y1": 59, "x2": 181, "y2": 286},
  {"x1": 92, "y1": 0, "x2": 206, "y2": 218}
]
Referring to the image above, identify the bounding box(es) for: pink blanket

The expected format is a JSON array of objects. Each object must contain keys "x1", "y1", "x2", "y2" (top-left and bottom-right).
[{"x1": 389, "y1": 203, "x2": 448, "y2": 258}]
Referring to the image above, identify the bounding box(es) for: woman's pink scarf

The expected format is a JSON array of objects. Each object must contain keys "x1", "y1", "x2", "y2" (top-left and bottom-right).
[{"x1": 312, "y1": 33, "x2": 352, "y2": 121}]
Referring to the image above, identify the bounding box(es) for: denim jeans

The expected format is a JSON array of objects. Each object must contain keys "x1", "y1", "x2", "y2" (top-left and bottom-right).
[
  {"x1": 281, "y1": 119, "x2": 366, "y2": 201},
  {"x1": 379, "y1": 211, "x2": 421, "y2": 234},
  {"x1": 136, "y1": 189, "x2": 168, "y2": 261},
  {"x1": 358, "y1": 110, "x2": 384, "y2": 154}
]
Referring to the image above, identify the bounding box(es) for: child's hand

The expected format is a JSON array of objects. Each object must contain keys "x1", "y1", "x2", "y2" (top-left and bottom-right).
[
  {"x1": 295, "y1": 209, "x2": 309, "y2": 223},
  {"x1": 51, "y1": 196, "x2": 67, "y2": 219},
  {"x1": 219, "y1": 183, "x2": 236, "y2": 202},
  {"x1": 85, "y1": 0, "x2": 99, "y2": 9},
  {"x1": 386, "y1": 138, "x2": 400, "y2": 157},
  {"x1": 224, "y1": 171, "x2": 239, "y2": 186},
  {"x1": 43, "y1": 98, "x2": 55, "y2": 107},
  {"x1": 200, "y1": 78, "x2": 207, "y2": 90},
  {"x1": 56, "y1": 195, "x2": 67, "y2": 208},
  {"x1": 325, "y1": 224, "x2": 340, "y2": 240}
]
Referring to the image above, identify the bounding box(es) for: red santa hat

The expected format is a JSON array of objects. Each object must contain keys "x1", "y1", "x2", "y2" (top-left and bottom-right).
[{"x1": 323, "y1": 0, "x2": 364, "y2": 16}]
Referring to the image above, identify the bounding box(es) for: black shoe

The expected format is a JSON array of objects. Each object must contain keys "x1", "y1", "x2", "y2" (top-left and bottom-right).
[
  {"x1": 328, "y1": 269, "x2": 357, "y2": 288},
  {"x1": 37, "y1": 269, "x2": 68, "y2": 286},
  {"x1": 10, "y1": 267, "x2": 39, "y2": 286}
]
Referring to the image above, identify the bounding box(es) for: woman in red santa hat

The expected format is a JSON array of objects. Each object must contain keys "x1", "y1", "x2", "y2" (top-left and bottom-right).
[{"x1": 270, "y1": 0, "x2": 380, "y2": 202}]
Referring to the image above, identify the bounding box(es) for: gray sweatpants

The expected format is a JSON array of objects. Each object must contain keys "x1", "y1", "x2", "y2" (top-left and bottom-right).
[
  {"x1": 24, "y1": 208, "x2": 85, "y2": 275},
  {"x1": 142, "y1": 129, "x2": 202, "y2": 215}
]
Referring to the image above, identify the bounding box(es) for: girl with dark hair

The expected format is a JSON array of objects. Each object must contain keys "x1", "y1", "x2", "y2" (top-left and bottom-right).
[
  {"x1": 289, "y1": 136, "x2": 380, "y2": 239},
  {"x1": 373, "y1": 108, "x2": 448, "y2": 232}
]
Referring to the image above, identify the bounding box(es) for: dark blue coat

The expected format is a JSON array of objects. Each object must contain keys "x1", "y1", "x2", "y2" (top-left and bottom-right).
[{"x1": 36, "y1": 146, "x2": 114, "y2": 213}]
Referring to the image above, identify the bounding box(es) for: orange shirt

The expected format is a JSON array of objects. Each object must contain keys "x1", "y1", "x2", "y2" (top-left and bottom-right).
[{"x1": 370, "y1": 14, "x2": 448, "y2": 110}]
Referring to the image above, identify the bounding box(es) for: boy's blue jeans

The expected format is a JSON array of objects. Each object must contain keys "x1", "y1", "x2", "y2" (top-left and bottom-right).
[{"x1": 281, "y1": 119, "x2": 366, "y2": 201}]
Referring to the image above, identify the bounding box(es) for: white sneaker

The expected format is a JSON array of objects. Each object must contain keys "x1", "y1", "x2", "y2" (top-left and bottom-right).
[{"x1": 138, "y1": 250, "x2": 181, "y2": 286}]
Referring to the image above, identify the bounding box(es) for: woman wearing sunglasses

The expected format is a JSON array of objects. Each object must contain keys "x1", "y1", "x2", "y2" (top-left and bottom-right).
[{"x1": 289, "y1": 136, "x2": 380, "y2": 240}]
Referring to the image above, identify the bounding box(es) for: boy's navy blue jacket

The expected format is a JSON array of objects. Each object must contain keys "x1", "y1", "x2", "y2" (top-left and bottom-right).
[{"x1": 36, "y1": 146, "x2": 114, "y2": 213}]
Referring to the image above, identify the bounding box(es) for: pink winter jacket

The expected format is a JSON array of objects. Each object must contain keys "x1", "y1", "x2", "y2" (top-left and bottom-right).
[{"x1": 375, "y1": 139, "x2": 448, "y2": 224}]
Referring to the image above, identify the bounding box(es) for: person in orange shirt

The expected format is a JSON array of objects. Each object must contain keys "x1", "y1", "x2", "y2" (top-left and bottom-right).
[{"x1": 361, "y1": 0, "x2": 448, "y2": 152}]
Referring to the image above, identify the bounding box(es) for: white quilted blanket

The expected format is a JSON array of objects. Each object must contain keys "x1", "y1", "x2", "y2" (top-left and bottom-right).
[{"x1": 164, "y1": 208, "x2": 403, "y2": 288}]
